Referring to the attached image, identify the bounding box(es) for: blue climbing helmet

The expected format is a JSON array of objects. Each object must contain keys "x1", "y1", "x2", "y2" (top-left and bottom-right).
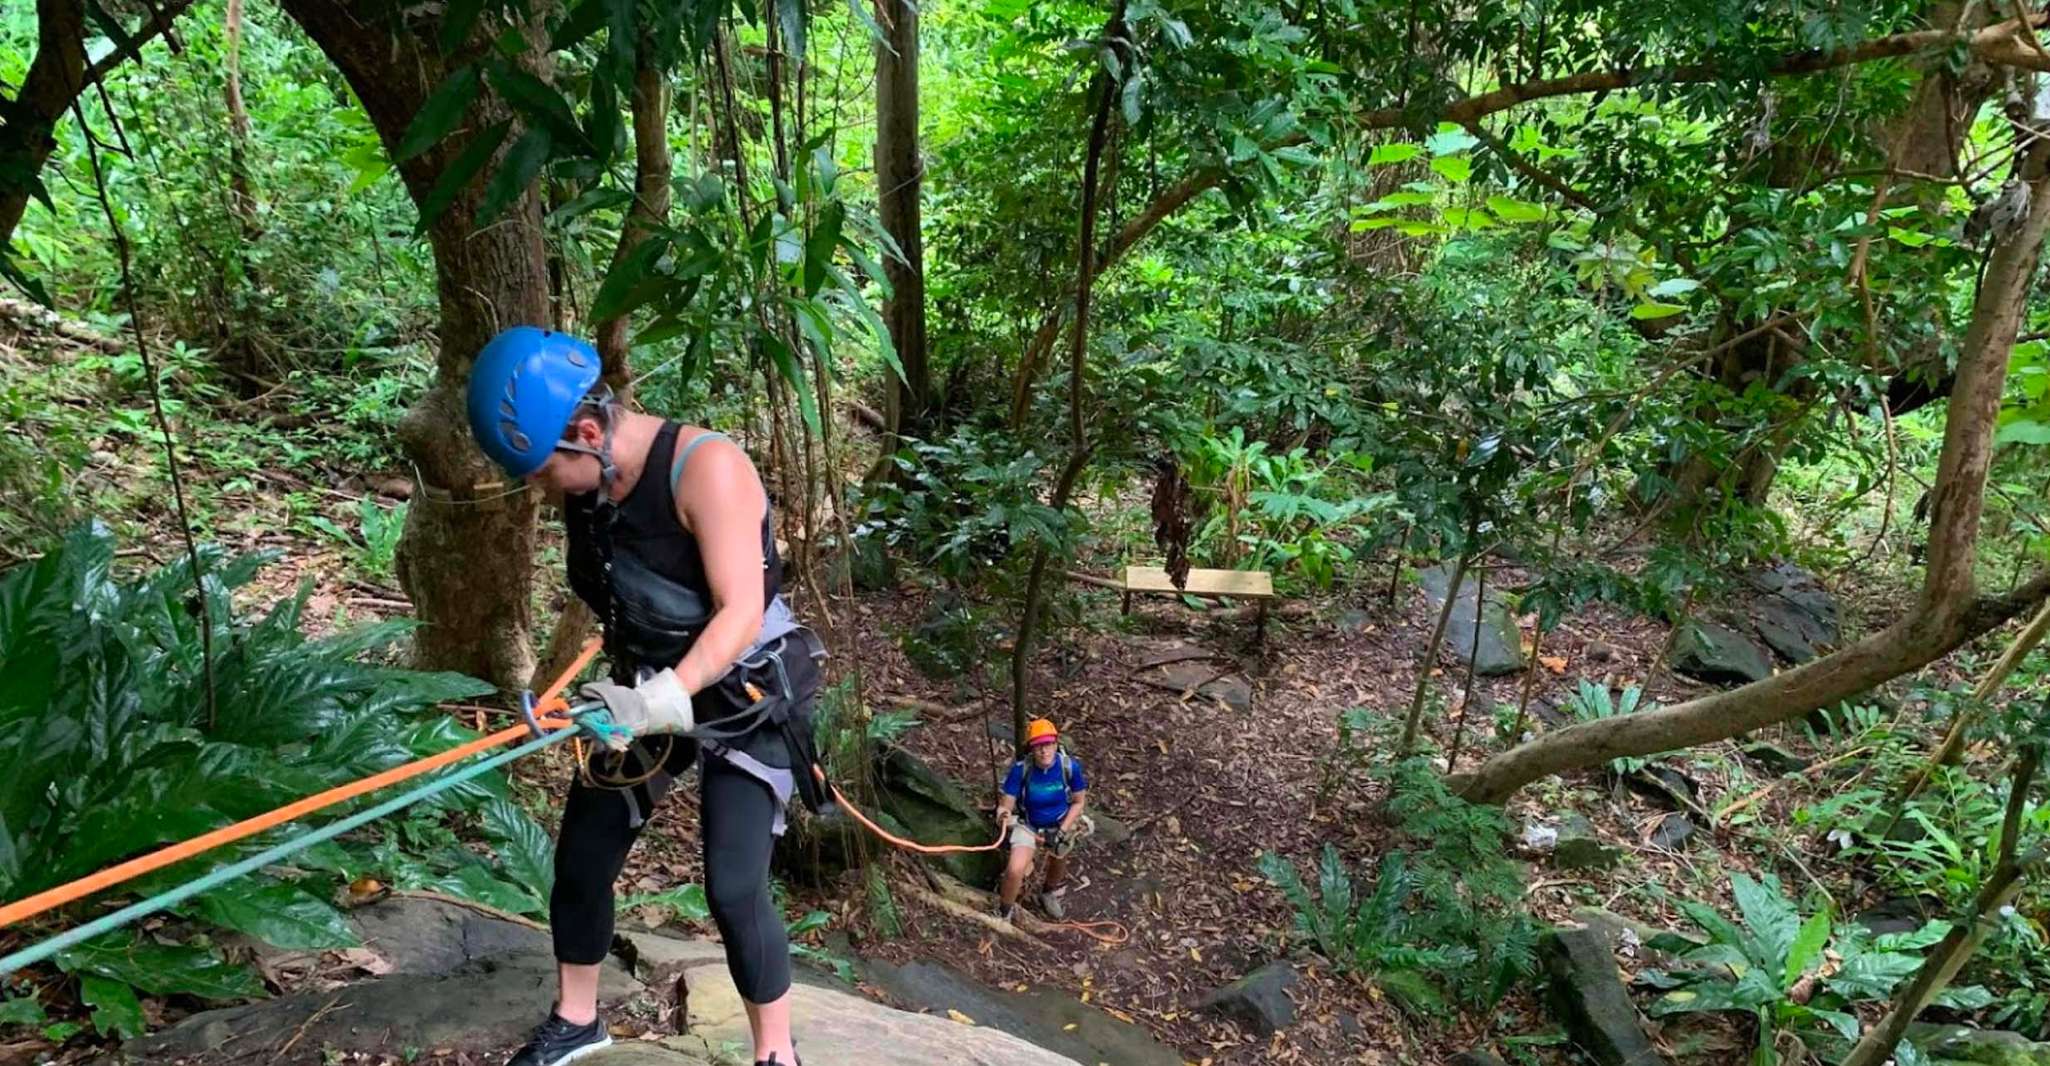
[{"x1": 465, "y1": 326, "x2": 604, "y2": 478}]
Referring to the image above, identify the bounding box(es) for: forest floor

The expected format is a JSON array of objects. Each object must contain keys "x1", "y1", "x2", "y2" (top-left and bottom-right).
[{"x1": 4, "y1": 309, "x2": 1989, "y2": 1065}]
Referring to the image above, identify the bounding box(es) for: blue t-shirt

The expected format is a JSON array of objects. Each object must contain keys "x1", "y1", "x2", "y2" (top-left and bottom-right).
[{"x1": 1003, "y1": 752, "x2": 1087, "y2": 829}]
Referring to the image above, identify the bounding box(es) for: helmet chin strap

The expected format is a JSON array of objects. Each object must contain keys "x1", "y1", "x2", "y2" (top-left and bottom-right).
[{"x1": 557, "y1": 385, "x2": 622, "y2": 512}]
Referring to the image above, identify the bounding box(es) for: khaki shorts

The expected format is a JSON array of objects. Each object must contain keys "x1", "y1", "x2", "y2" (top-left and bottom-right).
[{"x1": 1009, "y1": 814, "x2": 1093, "y2": 857}]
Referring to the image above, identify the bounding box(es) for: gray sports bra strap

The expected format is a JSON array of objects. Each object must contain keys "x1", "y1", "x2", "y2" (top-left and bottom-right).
[{"x1": 670, "y1": 430, "x2": 733, "y2": 487}]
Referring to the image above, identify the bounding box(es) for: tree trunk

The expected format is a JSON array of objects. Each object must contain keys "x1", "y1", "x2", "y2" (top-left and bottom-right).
[
  {"x1": 1010, "y1": 4, "x2": 1124, "y2": 738},
  {"x1": 280, "y1": 0, "x2": 553, "y2": 687},
  {"x1": 1452, "y1": 136, "x2": 2050, "y2": 805},
  {"x1": 1, "y1": 0, "x2": 197, "y2": 254},
  {"x1": 0, "y1": 0, "x2": 88, "y2": 251},
  {"x1": 875, "y1": 0, "x2": 930, "y2": 439},
  {"x1": 223, "y1": 0, "x2": 259, "y2": 236},
  {"x1": 528, "y1": 41, "x2": 672, "y2": 692}
]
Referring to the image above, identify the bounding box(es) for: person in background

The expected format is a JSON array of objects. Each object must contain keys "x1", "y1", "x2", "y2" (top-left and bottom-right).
[{"x1": 993, "y1": 718, "x2": 1090, "y2": 922}]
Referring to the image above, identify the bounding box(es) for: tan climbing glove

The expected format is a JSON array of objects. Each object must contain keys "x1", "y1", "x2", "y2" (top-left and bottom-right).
[{"x1": 577, "y1": 668, "x2": 694, "y2": 753}]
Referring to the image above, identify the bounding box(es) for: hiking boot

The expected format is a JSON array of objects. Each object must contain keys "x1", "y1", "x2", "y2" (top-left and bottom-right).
[
  {"x1": 995, "y1": 901, "x2": 1017, "y2": 923},
  {"x1": 505, "y1": 1012, "x2": 611, "y2": 1066},
  {"x1": 1039, "y1": 890, "x2": 1066, "y2": 920}
]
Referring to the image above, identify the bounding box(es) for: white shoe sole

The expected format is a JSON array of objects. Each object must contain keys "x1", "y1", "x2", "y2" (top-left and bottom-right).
[{"x1": 543, "y1": 1035, "x2": 614, "y2": 1066}]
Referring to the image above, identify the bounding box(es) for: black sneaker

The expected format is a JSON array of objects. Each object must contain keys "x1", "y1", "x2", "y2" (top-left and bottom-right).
[{"x1": 505, "y1": 1012, "x2": 612, "y2": 1066}]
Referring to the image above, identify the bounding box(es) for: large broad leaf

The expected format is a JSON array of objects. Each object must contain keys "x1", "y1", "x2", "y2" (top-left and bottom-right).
[
  {"x1": 618, "y1": 883, "x2": 709, "y2": 923},
  {"x1": 1782, "y1": 905, "x2": 1831, "y2": 988},
  {"x1": 1374, "y1": 968, "x2": 1448, "y2": 1016},
  {"x1": 482, "y1": 799, "x2": 556, "y2": 902},
  {"x1": 424, "y1": 862, "x2": 545, "y2": 916},
  {"x1": 416, "y1": 120, "x2": 512, "y2": 232},
  {"x1": 826, "y1": 263, "x2": 902, "y2": 386},
  {"x1": 438, "y1": 0, "x2": 489, "y2": 52},
  {"x1": 1730, "y1": 873, "x2": 1800, "y2": 967},
  {"x1": 803, "y1": 201, "x2": 845, "y2": 296},
  {"x1": 1650, "y1": 981, "x2": 1752, "y2": 1016},
  {"x1": 0, "y1": 995, "x2": 46, "y2": 1025},
  {"x1": 396, "y1": 66, "x2": 481, "y2": 162},
  {"x1": 56, "y1": 935, "x2": 265, "y2": 1001},
  {"x1": 191, "y1": 879, "x2": 360, "y2": 951},
  {"x1": 1804, "y1": 1006, "x2": 1861, "y2": 1042},
  {"x1": 776, "y1": 0, "x2": 806, "y2": 64},
  {"x1": 79, "y1": 976, "x2": 144, "y2": 1039},
  {"x1": 760, "y1": 332, "x2": 821, "y2": 434},
  {"x1": 1827, "y1": 947, "x2": 1923, "y2": 1001},
  {"x1": 1677, "y1": 899, "x2": 1753, "y2": 956},
  {"x1": 589, "y1": 237, "x2": 672, "y2": 325},
  {"x1": 487, "y1": 67, "x2": 591, "y2": 153},
  {"x1": 478, "y1": 127, "x2": 555, "y2": 227}
]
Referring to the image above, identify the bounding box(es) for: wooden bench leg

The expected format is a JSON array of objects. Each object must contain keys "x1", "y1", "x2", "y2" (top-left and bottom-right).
[
  {"x1": 1255, "y1": 602, "x2": 1269, "y2": 662},
  {"x1": 1122, "y1": 590, "x2": 1132, "y2": 616}
]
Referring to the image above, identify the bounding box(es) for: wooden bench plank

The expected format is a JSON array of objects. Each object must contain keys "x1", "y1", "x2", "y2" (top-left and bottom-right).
[{"x1": 1122, "y1": 566, "x2": 1274, "y2": 598}]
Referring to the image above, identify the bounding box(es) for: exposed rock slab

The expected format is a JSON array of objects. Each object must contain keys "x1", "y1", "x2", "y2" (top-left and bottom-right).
[{"x1": 1419, "y1": 564, "x2": 1526, "y2": 676}]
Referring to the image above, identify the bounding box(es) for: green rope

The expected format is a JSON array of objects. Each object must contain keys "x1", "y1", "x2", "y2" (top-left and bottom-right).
[{"x1": 0, "y1": 704, "x2": 609, "y2": 977}]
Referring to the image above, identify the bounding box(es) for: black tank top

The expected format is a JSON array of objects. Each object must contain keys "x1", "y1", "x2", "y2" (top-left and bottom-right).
[{"x1": 563, "y1": 422, "x2": 783, "y2": 675}]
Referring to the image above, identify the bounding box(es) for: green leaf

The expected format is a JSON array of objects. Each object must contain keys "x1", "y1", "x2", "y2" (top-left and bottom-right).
[
  {"x1": 1782, "y1": 906, "x2": 1830, "y2": 988},
  {"x1": 0, "y1": 995, "x2": 47, "y2": 1026},
  {"x1": 1441, "y1": 207, "x2": 1494, "y2": 231},
  {"x1": 0, "y1": 248, "x2": 52, "y2": 308},
  {"x1": 1631, "y1": 302, "x2": 1687, "y2": 320},
  {"x1": 487, "y1": 67, "x2": 589, "y2": 150},
  {"x1": 776, "y1": 0, "x2": 807, "y2": 65},
  {"x1": 1428, "y1": 156, "x2": 1471, "y2": 183},
  {"x1": 1648, "y1": 278, "x2": 1702, "y2": 298},
  {"x1": 1888, "y1": 226, "x2": 1936, "y2": 248},
  {"x1": 619, "y1": 883, "x2": 709, "y2": 923},
  {"x1": 1424, "y1": 126, "x2": 1479, "y2": 156},
  {"x1": 803, "y1": 201, "x2": 845, "y2": 296},
  {"x1": 589, "y1": 237, "x2": 671, "y2": 324},
  {"x1": 548, "y1": 188, "x2": 632, "y2": 226},
  {"x1": 1805, "y1": 1007, "x2": 1860, "y2": 1042},
  {"x1": 1485, "y1": 195, "x2": 1545, "y2": 223},
  {"x1": 192, "y1": 880, "x2": 360, "y2": 951},
  {"x1": 1873, "y1": 921, "x2": 1951, "y2": 952},
  {"x1": 1731, "y1": 874, "x2": 1800, "y2": 965},
  {"x1": 477, "y1": 127, "x2": 555, "y2": 227},
  {"x1": 440, "y1": 0, "x2": 490, "y2": 51},
  {"x1": 425, "y1": 863, "x2": 545, "y2": 916},
  {"x1": 56, "y1": 936, "x2": 265, "y2": 1001},
  {"x1": 827, "y1": 263, "x2": 902, "y2": 386},
  {"x1": 482, "y1": 798, "x2": 555, "y2": 902},
  {"x1": 761, "y1": 332, "x2": 820, "y2": 434},
  {"x1": 397, "y1": 67, "x2": 481, "y2": 162},
  {"x1": 415, "y1": 120, "x2": 512, "y2": 233},
  {"x1": 1367, "y1": 143, "x2": 1422, "y2": 166},
  {"x1": 79, "y1": 976, "x2": 144, "y2": 1040},
  {"x1": 1361, "y1": 191, "x2": 1436, "y2": 212},
  {"x1": 1934, "y1": 984, "x2": 1994, "y2": 1010},
  {"x1": 1121, "y1": 71, "x2": 1145, "y2": 125},
  {"x1": 1996, "y1": 418, "x2": 2050, "y2": 445},
  {"x1": 550, "y1": 0, "x2": 611, "y2": 49},
  {"x1": 1828, "y1": 948, "x2": 1923, "y2": 1001}
]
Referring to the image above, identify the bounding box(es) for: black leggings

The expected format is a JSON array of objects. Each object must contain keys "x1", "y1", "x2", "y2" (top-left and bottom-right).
[{"x1": 549, "y1": 646, "x2": 818, "y2": 1003}]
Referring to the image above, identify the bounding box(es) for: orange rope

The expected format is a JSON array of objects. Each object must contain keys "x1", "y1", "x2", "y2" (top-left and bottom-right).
[
  {"x1": 1044, "y1": 919, "x2": 1130, "y2": 944},
  {"x1": 0, "y1": 638, "x2": 603, "y2": 930},
  {"x1": 807, "y1": 767, "x2": 1129, "y2": 943},
  {"x1": 812, "y1": 765, "x2": 1007, "y2": 854}
]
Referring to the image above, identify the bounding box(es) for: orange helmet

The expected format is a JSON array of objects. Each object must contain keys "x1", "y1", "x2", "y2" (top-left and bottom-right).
[{"x1": 1025, "y1": 718, "x2": 1059, "y2": 747}]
